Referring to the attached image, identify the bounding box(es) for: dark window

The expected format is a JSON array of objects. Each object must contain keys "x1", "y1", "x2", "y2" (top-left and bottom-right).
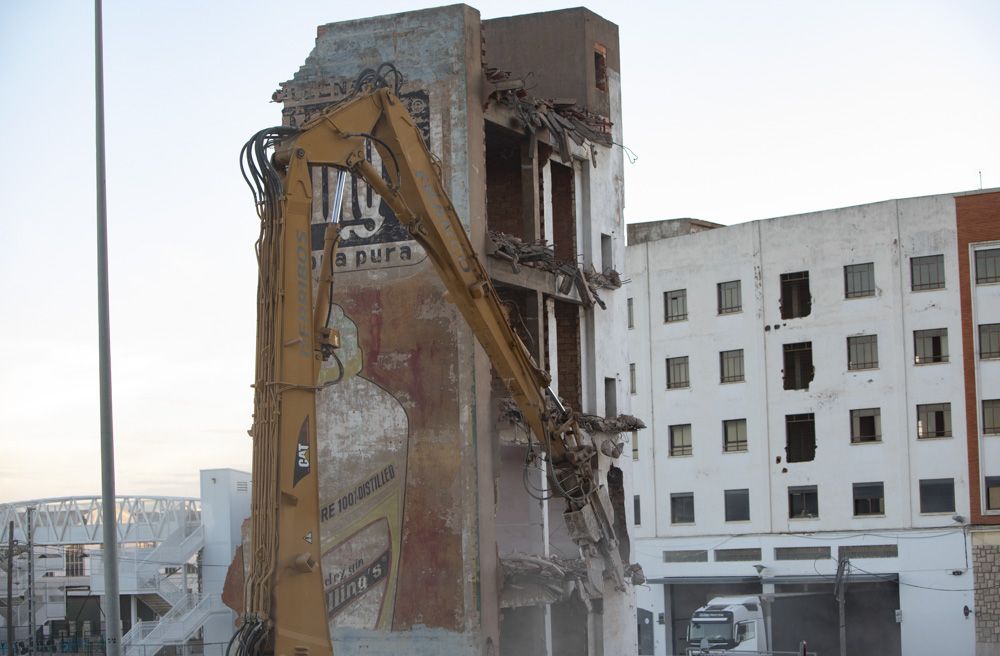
[
  {"x1": 911, "y1": 254, "x2": 945, "y2": 290},
  {"x1": 601, "y1": 233, "x2": 612, "y2": 273},
  {"x1": 671, "y1": 492, "x2": 695, "y2": 524},
  {"x1": 917, "y1": 403, "x2": 952, "y2": 438},
  {"x1": 848, "y1": 334, "x2": 879, "y2": 370},
  {"x1": 720, "y1": 349, "x2": 745, "y2": 383},
  {"x1": 666, "y1": 356, "x2": 689, "y2": 389},
  {"x1": 775, "y1": 546, "x2": 830, "y2": 560},
  {"x1": 718, "y1": 280, "x2": 742, "y2": 314},
  {"x1": 914, "y1": 328, "x2": 949, "y2": 364},
  {"x1": 633, "y1": 495, "x2": 641, "y2": 525},
  {"x1": 783, "y1": 342, "x2": 814, "y2": 390},
  {"x1": 987, "y1": 477, "x2": 1000, "y2": 511},
  {"x1": 853, "y1": 482, "x2": 885, "y2": 516},
  {"x1": 845, "y1": 262, "x2": 875, "y2": 298},
  {"x1": 723, "y1": 419, "x2": 748, "y2": 452},
  {"x1": 788, "y1": 486, "x2": 818, "y2": 518},
  {"x1": 976, "y1": 248, "x2": 1000, "y2": 284},
  {"x1": 984, "y1": 400, "x2": 1000, "y2": 435},
  {"x1": 919, "y1": 478, "x2": 955, "y2": 513},
  {"x1": 851, "y1": 408, "x2": 882, "y2": 443},
  {"x1": 780, "y1": 271, "x2": 811, "y2": 319},
  {"x1": 604, "y1": 377, "x2": 617, "y2": 417},
  {"x1": 981, "y1": 324, "x2": 1000, "y2": 359},
  {"x1": 593, "y1": 44, "x2": 608, "y2": 92},
  {"x1": 629, "y1": 363, "x2": 636, "y2": 394},
  {"x1": 725, "y1": 489, "x2": 750, "y2": 522},
  {"x1": 664, "y1": 289, "x2": 687, "y2": 322},
  {"x1": 627, "y1": 297, "x2": 634, "y2": 329},
  {"x1": 785, "y1": 413, "x2": 816, "y2": 462},
  {"x1": 669, "y1": 424, "x2": 692, "y2": 456}
]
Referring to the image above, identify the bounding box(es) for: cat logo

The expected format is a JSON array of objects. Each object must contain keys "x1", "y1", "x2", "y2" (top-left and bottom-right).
[{"x1": 293, "y1": 416, "x2": 310, "y2": 486}]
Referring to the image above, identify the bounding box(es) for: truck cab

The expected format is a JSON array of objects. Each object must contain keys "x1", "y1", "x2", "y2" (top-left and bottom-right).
[{"x1": 686, "y1": 595, "x2": 767, "y2": 654}]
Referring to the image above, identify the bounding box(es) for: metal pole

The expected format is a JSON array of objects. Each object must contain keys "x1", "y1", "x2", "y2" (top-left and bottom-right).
[
  {"x1": 94, "y1": 2, "x2": 122, "y2": 655},
  {"x1": 26, "y1": 510, "x2": 33, "y2": 656},
  {"x1": 6, "y1": 521, "x2": 13, "y2": 655}
]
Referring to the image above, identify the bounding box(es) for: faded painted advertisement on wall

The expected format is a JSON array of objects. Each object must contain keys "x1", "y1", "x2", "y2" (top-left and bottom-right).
[{"x1": 281, "y1": 74, "x2": 473, "y2": 646}]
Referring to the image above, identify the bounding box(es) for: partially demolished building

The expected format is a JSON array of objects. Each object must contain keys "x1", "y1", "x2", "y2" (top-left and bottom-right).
[{"x1": 264, "y1": 5, "x2": 638, "y2": 655}]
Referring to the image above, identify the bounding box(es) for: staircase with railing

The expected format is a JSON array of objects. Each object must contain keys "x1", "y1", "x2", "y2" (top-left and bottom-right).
[{"x1": 121, "y1": 593, "x2": 231, "y2": 656}]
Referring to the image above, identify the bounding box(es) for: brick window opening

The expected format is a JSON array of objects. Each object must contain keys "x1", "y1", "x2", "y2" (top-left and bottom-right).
[
  {"x1": 780, "y1": 271, "x2": 811, "y2": 319},
  {"x1": 554, "y1": 300, "x2": 582, "y2": 411},
  {"x1": 976, "y1": 248, "x2": 1000, "y2": 284},
  {"x1": 594, "y1": 44, "x2": 608, "y2": 92},
  {"x1": 987, "y1": 477, "x2": 1000, "y2": 511},
  {"x1": 627, "y1": 297, "x2": 634, "y2": 329},
  {"x1": 664, "y1": 289, "x2": 687, "y2": 322},
  {"x1": 788, "y1": 485, "x2": 818, "y2": 519},
  {"x1": 917, "y1": 403, "x2": 952, "y2": 439},
  {"x1": 914, "y1": 328, "x2": 949, "y2": 364},
  {"x1": 720, "y1": 349, "x2": 744, "y2": 383},
  {"x1": 718, "y1": 280, "x2": 742, "y2": 314},
  {"x1": 666, "y1": 356, "x2": 690, "y2": 389},
  {"x1": 723, "y1": 419, "x2": 748, "y2": 453},
  {"x1": 724, "y1": 489, "x2": 750, "y2": 522},
  {"x1": 851, "y1": 407, "x2": 882, "y2": 443},
  {"x1": 845, "y1": 262, "x2": 875, "y2": 298},
  {"x1": 981, "y1": 323, "x2": 1000, "y2": 359},
  {"x1": 669, "y1": 424, "x2": 692, "y2": 457},
  {"x1": 629, "y1": 363, "x2": 636, "y2": 395},
  {"x1": 853, "y1": 482, "x2": 885, "y2": 516},
  {"x1": 633, "y1": 495, "x2": 641, "y2": 526},
  {"x1": 783, "y1": 342, "x2": 814, "y2": 390},
  {"x1": 785, "y1": 413, "x2": 816, "y2": 463},
  {"x1": 485, "y1": 123, "x2": 529, "y2": 240},
  {"x1": 550, "y1": 161, "x2": 576, "y2": 262},
  {"x1": 671, "y1": 492, "x2": 695, "y2": 524},
  {"x1": 911, "y1": 254, "x2": 945, "y2": 291},
  {"x1": 848, "y1": 334, "x2": 879, "y2": 370},
  {"x1": 919, "y1": 478, "x2": 955, "y2": 513},
  {"x1": 983, "y1": 400, "x2": 1000, "y2": 435}
]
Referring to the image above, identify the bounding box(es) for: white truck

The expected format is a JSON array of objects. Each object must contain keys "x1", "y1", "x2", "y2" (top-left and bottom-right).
[{"x1": 686, "y1": 595, "x2": 769, "y2": 654}]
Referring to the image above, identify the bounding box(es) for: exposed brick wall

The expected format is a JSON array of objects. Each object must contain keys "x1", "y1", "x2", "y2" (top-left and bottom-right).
[
  {"x1": 486, "y1": 124, "x2": 523, "y2": 237},
  {"x1": 974, "y1": 544, "x2": 1000, "y2": 645},
  {"x1": 551, "y1": 161, "x2": 575, "y2": 262},
  {"x1": 554, "y1": 300, "x2": 582, "y2": 411},
  {"x1": 955, "y1": 191, "x2": 1000, "y2": 525}
]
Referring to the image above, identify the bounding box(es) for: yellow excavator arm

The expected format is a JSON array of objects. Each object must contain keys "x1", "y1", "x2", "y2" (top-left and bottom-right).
[{"x1": 238, "y1": 86, "x2": 623, "y2": 656}]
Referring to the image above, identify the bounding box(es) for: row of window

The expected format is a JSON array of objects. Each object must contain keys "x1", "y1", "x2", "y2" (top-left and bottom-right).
[
  {"x1": 648, "y1": 401, "x2": 1000, "y2": 460},
  {"x1": 625, "y1": 248, "x2": 1000, "y2": 328},
  {"x1": 632, "y1": 477, "x2": 996, "y2": 527},
  {"x1": 633, "y1": 325, "x2": 1000, "y2": 394}
]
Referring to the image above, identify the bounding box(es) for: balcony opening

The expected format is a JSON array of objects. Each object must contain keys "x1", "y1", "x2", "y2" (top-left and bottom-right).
[
  {"x1": 782, "y1": 342, "x2": 813, "y2": 390},
  {"x1": 594, "y1": 43, "x2": 608, "y2": 92},
  {"x1": 551, "y1": 161, "x2": 576, "y2": 262},
  {"x1": 785, "y1": 413, "x2": 816, "y2": 463},
  {"x1": 484, "y1": 123, "x2": 527, "y2": 241},
  {"x1": 780, "y1": 271, "x2": 811, "y2": 319},
  {"x1": 554, "y1": 300, "x2": 582, "y2": 411}
]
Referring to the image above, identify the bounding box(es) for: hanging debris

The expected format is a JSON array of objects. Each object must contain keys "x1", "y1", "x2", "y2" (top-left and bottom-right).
[{"x1": 575, "y1": 413, "x2": 646, "y2": 434}]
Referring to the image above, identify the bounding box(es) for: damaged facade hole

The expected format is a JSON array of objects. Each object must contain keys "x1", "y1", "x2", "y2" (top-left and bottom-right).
[
  {"x1": 782, "y1": 341, "x2": 813, "y2": 390},
  {"x1": 785, "y1": 413, "x2": 816, "y2": 463},
  {"x1": 780, "y1": 270, "x2": 811, "y2": 319}
]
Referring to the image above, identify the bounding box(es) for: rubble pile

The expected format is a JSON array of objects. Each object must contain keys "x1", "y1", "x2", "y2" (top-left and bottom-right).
[
  {"x1": 575, "y1": 413, "x2": 646, "y2": 434},
  {"x1": 487, "y1": 231, "x2": 623, "y2": 310}
]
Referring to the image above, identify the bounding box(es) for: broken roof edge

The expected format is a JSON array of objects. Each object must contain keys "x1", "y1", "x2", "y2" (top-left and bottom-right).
[{"x1": 626, "y1": 218, "x2": 726, "y2": 245}]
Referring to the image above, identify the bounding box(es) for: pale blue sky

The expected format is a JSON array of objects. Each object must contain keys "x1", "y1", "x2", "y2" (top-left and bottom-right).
[{"x1": 1, "y1": 0, "x2": 998, "y2": 501}]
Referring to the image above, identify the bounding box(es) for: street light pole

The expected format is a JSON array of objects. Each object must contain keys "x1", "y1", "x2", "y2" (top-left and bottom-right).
[{"x1": 94, "y1": 1, "x2": 122, "y2": 655}]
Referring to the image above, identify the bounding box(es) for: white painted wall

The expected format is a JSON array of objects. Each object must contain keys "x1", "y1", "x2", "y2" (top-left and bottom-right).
[{"x1": 627, "y1": 192, "x2": 985, "y2": 655}]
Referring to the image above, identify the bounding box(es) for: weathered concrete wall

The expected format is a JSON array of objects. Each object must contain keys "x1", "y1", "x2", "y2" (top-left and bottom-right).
[{"x1": 278, "y1": 6, "x2": 493, "y2": 653}]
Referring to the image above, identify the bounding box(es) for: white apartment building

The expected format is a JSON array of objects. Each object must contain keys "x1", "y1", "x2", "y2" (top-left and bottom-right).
[{"x1": 625, "y1": 190, "x2": 1000, "y2": 656}]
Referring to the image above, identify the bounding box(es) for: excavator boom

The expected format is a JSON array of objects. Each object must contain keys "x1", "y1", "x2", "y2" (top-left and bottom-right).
[{"x1": 239, "y1": 85, "x2": 623, "y2": 656}]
